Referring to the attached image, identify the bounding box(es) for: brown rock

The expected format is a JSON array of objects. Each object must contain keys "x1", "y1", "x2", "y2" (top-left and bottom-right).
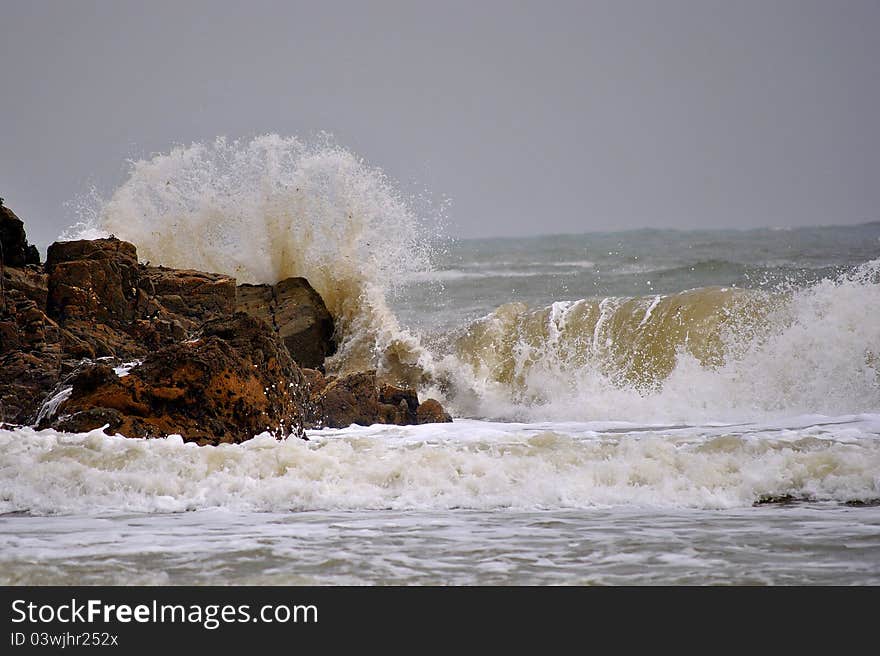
[
  {"x1": 0, "y1": 205, "x2": 40, "y2": 267},
  {"x1": 0, "y1": 287, "x2": 92, "y2": 356},
  {"x1": 0, "y1": 279, "x2": 89, "y2": 425},
  {"x1": 2, "y1": 266, "x2": 48, "y2": 308},
  {"x1": 237, "y1": 277, "x2": 335, "y2": 369},
  {"x1": 61, "y1": 319, "x2": 138, "y2": 359},
  {"x1": 310, "y1": 370, "x2": 380, "y2": 428},
  {"x1": 44, "y1": 240, "x2": 238, "y2": 359},
  {"x1": 377, "y1": 399, "x2": 411, "y2": 425},
  {"x1": 46, "y1": 238, "x2": 140, "y2": 325},
  {"x1": 139, "y1": 266, "x2": 236, "y2": 328},
  {"x1": 0, "y1": 349, "x2": 63, "y2": 426},
  {"x1": 300, "y1": 367, "x2": 326, "y2": 390},
  {"x1": 235, "y1": 283, "x2": 272, "y2": 317},
  {"x1": 378, "y1": 383, "x2": 419, "y2": 424},
  {"x1": 416, "y1": 398, "x2": 453, "y2": 424},
  {"x1": 306, "y1": 373, "x2": 453, "y2": 428},
  {"x1": 45, "y1": 314, "x2": 309, "y2": 444}
]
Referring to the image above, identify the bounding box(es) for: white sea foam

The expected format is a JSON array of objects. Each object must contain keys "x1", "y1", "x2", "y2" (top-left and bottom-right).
[
  {"x1": 34, "y1": 387, "x2": 72, "y2": 425},
  {"x1": 1, "y1": 417, "x2": 878, "y2": 515}
]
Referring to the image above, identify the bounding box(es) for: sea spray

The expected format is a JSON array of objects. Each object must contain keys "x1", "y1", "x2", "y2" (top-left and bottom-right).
[{"x1": 69, "y1": 134, "x2": 440, "y2": 382}]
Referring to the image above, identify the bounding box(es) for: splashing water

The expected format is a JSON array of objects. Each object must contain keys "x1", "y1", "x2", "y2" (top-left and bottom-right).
[{"x1": 70, "y1": 134, "x2": 438, "y2": 379}]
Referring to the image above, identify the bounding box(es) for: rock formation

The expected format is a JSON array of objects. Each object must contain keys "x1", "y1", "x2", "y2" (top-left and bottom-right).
[
  {"x1": 304, "y1": 369, "x2": 452, "y2": 429},
  {"x1": 236, "y1": 277, "x2": 336, "y2": 370},
  {"x1": 0, "y1": 203, "x2": 452, "y2": 441},
  {"x1": 0, "y1": 204, "x2": 40, "y2": 267},
  {"x1": 43, "y1": 314, "x2": 310, "y2": 445}
]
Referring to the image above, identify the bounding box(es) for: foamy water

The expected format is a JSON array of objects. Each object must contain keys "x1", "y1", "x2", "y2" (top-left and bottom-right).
[
  {"x1": 5, "y1": 135, "x2": 879, "y2": 585},
  {"x1": 3, "y1": 418, "x2": 879, "y2": 515}
]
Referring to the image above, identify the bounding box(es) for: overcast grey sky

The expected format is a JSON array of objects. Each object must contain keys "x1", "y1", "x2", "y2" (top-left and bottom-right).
[{"x1": 2, "y1": 0, "x2": 879, "y2": 249}]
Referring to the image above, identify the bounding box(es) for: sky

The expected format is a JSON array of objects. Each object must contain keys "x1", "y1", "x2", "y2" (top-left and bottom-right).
[{"x1": 1, "y1": 0, "x2": 879, "y2": 249}]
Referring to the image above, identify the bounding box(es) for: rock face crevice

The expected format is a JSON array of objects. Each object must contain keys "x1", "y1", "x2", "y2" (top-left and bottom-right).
[
  {"x1": 236, "y1": 278, "x2": 336, "y2": 370},
  {"x1": 0, "y1": 203, "x2": 451, "y2": 441}
]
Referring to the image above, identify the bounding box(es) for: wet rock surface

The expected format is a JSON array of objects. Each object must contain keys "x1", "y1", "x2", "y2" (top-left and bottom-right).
[
  {"x1": 45, "y1": 315, "x2": 309, "y2": 444},
  {"x1": 236, "y1": 277, "x2": 336, "y2": 369},
  {"x1": 305, "y1": 370, "x2": 452, "y2": 429}
]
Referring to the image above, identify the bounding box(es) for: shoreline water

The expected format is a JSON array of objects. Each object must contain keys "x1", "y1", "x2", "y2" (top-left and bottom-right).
[{"x1": 4, "y1": 504, "x2": 879, "y2": 585}]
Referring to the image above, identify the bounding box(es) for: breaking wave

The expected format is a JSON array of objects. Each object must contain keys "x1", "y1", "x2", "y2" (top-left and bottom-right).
[{"x1": 440, "y1": 260, "x2": 880, "y2": 423}]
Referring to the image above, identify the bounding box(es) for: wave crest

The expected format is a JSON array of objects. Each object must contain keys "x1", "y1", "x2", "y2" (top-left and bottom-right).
[{"x1": 442, "y1": 261, "x2": 880, "y2": 422}]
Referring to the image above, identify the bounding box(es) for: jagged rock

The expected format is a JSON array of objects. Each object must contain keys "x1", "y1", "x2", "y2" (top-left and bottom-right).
[
  {"x1": 45, "y1": 314, "x2": 309, "y2": 444},
  {"x1": 0, "y1": 205, "x2": 40, "y2": 267},
  {"x1": 139, "y1": 266, "x2": 236, "y2": 328},
  {"x1": 0, "y1": 349, "x2": 63, "y2": 426},
  {"x1": 300, "y1": 367, "x2": 327, "y2": 394},
  {"x1": 42, "y1": 237, "x2": 147, "y2": 358},
  {"x1": 378, "y1": 384, "x2": 419, "y2": 424},
  {"x1": 44, "y1": 240, "x2": 237, "y2": 359},
  {"x1": 2, "y1": 266, "x2": 48, "y2": 308},
  {"x1": 1, "y1": 209, "x2": 450, "y2": 441},
  {"x1": 416, "y1": 398, "x2": 453, "y2": 424},
  {"x1": 306, "y1": 370, "x2": 452, "y2": 428},
  {"x1": 46, "y1": 238, "x2": 140, "y2": 324},
  {"x1": 311, "y1": 370, "x2": 380, "y2": 428},
  {"x1": 237, "y1": 277, "x2": 335, "y2": 369}
]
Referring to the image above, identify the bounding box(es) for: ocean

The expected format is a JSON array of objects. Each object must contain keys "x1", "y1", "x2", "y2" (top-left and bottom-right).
[{"x1": 2, "y1": 136, "x2": 879, "y2": 585}]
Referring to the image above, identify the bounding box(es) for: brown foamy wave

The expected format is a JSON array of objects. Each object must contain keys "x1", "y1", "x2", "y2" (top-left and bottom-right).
[
  {"x1": 451, "y1": 287, "x2": 765, "y2": 392},
  {"x1": 437, "y1": 263, "x2": 880, "y2": 422}
]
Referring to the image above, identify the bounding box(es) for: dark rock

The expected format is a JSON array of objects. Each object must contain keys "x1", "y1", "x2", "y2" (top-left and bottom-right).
[
  {"x1": 752, "y1": 494, "x2": 807, "y2": 506},
  {"x1": 45, "y1": 314, "x2": 309, "y2": 444},
  {"x1": 0, "y1": 349, "x2": 63, "y2": 426},
  {"x1": 0, "y1": 205, "x2": 40, "y2": 267},
  {"x1": 416, "y1": 398, "x2": 453, "y2": 424},
  {"x1": 300, "y1": 368, "x2": 327, "y2": 394},
  {"x1": 60, "y1": 319, "x2": 140, "y2": 359},
  {"x1": 377, "y1": 398, "x2": 411, "y2": 425},
  {"x1": 53, "y1": 407, "x2": 132, "y2": 436},
  {"x1": 43, "y1": 241, "x2": 237, "y2": 360},
  {"x1": 3, "y1": 211, "x2": 425, "y2": 442},
  {"x1": 306, "y1": 371, "x2": 453, "y2": 428},
  {"x1": 0, "y1": 279, "x2": 90, "y2": 425},
  {"x1": 237, "y1": 277, "x2": 335, "y2": 369},
  {"x1": 843, "y1": 499, "x2": 880, "y2": 507}
]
